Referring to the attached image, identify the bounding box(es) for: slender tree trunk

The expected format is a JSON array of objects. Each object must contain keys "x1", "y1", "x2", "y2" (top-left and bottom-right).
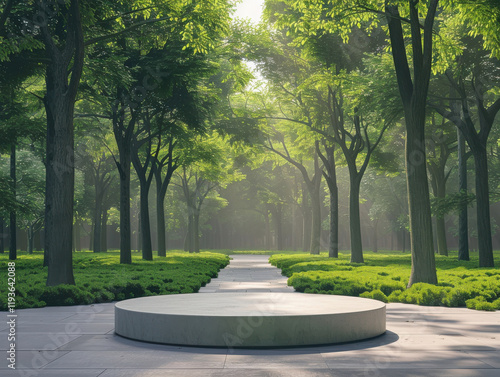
[
  {"x1": 137, "y1": 213, "x2": 141, "y2": 253},
  {"x1": 431, "y1": 171, "x2": 448, "y2": 256},
  {"x1": 349, "y1": 175, "x2": 364, "y2": 263},
  {"x1": 329, "y1": 187, "x2": 339, "y2": 258},
  {"x1": 321, "y1": 144, "x2": 339, "y2": 258},
  {"x1": 273, "y1": 204, "x2": 284, "y2": 251},
  {"x1": 402, "y1": 229, "x2": 406, "y2": 253},
  {"x1": 301, "y1": 184, "x2": 311, "y2": 251},
  {"x1": 139, "y1": 182, "x2": 153, "y2": 260},
  {"x1": 373, "y1": 220, "x2": 379, "y2": 253},
  {"x1": 185, "y1": 197, "x2": 194, "y2": 252},
  {"x1": 93, "y1": 185, "x2": 102, "y2": 253},
  {"x1": 194, "y1": 210, "x2": 200, "y2": 252},
  {"x1": 264, "y1": 209, "x2": 271, "y2": 250},
  {"x1": 0, "y1": 217, "x2": 7, "y2": 254},
  {"x1": 457, "y1": 130, "x2": 469, "y2": 260},
  {"x1": 157, "y1": 193, "x2": 166, "y2": 257},
  {"x1": 117, "y1": 147, "x2": 132, "y2": 263},
  {"x1": 34, "y1": 228, "x2": 41, "y2": 251},
  {"x1": 473, "y1": 148, "x2": 494, "y2": 267},
  {"x1": 435, "y1": 215, "x2": 447, "y2": 256},
  {"x1": 101, "y1": 208, "x2": 108, "y2": 252},
  {"x1": 89, "y1": 221, "x2": 94, "y2": 251},
  {"x1": 1, "y1": 217, "x2": 5, "y2": 253},
  {"x1": 9, "y1": 143, "x2": 16, "y2": 260},
  {"x1": 74, "y1": 219, "x2": 81, "y2": 251},
  {"x1": 310, "y1": 188, "x2": 321, "y2": 255},
  {"x1": 27, "y1": 226, "x2": 34, "y2": 255}
]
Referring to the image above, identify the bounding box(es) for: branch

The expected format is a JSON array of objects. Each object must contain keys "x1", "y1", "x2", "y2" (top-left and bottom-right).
[
  {"x1": 74, "y1": 113, "x2": 112, "y2": 119},
  {"x1": 487, "y1": 97, "x2": 500, "y2": 122},
  {"x1": 385, "y1": 2, "x2": 413, "y2": 105},
  {"x1": 84, "y1": 16, "x2": 169, "y2": 46}
]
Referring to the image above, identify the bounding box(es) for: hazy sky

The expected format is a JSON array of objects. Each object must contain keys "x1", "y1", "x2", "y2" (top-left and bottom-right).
[{"x1": 233, "y1": 0, "x2": 265, "y2": 24}]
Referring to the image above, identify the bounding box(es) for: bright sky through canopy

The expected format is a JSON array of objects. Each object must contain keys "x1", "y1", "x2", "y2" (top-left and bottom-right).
[{"x1": 234, "y1": 0, "x2": 264, "y2": 24}]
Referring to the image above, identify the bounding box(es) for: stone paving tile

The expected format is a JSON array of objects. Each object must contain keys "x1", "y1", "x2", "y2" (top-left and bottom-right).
[
  {"x1": 95, "y1": 369, "x2": 499, "y2": 377},
  {"x1": 0, "y1": 332, "x2": 81, "y2": 351},
  {"x1": 0, "y1": 350, "x2": 69, "y2": 370},
  {"x1": 320, "y1": 349, "x2": 494, "y2": 369},
  {"x1": 58, "y1": 334, "x2": 229, "y2": 353},
  {"x1": 45, "y1": 350, "x2": 227, "y2": 369},
  {"x1": 4, "y1": 323, "x2": 115, "y2": 334},
  {"x1": 465, "y1": 351, "x2": 500, "y2": 368},
  {"x1": 225, "y1": 353, "x2": 329, "y2": 369},
  {"x1": 25, "y1": 369, "x2": 105, "y2": 377}
]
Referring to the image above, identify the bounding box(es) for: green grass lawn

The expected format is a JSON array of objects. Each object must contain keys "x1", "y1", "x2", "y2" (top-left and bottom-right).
[
  {"x1": 269, "y1": 250, "x2": 500, "y2": 311},
  {"x1": 0, "y1": 250, "x2": 229, "y2": 310},
  {"x1": 3, "y1": 249, "x2": 499, "y2": 311}
]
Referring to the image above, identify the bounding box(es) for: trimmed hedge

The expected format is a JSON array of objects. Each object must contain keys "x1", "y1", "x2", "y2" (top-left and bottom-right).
[
  {"x1": 0, "y1": 251, "x2": 229, "y2": 310},
  {"x1": 270, "y1": 251, "x2": 500, "y2": 311}
]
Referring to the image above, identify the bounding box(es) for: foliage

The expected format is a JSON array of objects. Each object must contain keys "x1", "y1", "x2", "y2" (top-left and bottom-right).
[
  {"x1": 0, "y1": 251, "x2": 229, "y2": 310},
  {"x1": 270, "y1": 251, "x2": 500, "y2": 311}
]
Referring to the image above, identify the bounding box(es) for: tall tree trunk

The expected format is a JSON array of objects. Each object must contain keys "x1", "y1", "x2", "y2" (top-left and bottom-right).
[
  {"x1": 329, "y1": 187, "x2": 338, "y2": 258},
  {"x1": 27, "y1": 226, "x2": 34, "y2": 255},
  {"x1": 117, "y1": 143, "x2": 132, "y2": 263},
  {"x1": 302, "y1": 189, "x2": 311, "y2": 251},
  {"x1": 457, "y1": 129, "x2": 469, "y2": 261},
  {"x1": 310, "y1": 188, "x2": 321, "y2": 255},
  {"x1": 193, "y1": 209, "x2": 200, "y2": 252},
  {"x1": 264, "y1": 209, "x2": 271, "y2": 250},
  {"x1": 273, "y1": 204, "x2": 284, "y2": 251},
  {"x1": 402, "y1": 229, "x2": 406, "y2": 253},
  {"x1": 89, "y1": 221, "x2": 94, "y2": 251},
  {"x1": 1, "y1": 217, "x2": 5, "y2": 253},
  {"x1": 429, "y1": 168, "x2": 448, "y2": 256},
  {"x1": 101, "y1": 208, "x2": 108, "y2": 252},
  {"x1": 405, "y1": 119, "x2": 437, "y2": 285},
  {"x1": 93, "y1": 184, "x2": 102, "y2": 253},
  {"x1": 139, "y1": 182, "x2": 153, "y2": 260},
  {"x1": 42, "y1": 0, "x2": 83, "y2": 286},
  {"x1": 9, "y1": 143, "x2": 16, "y2": 260},
  {"x1": 156, "y1": 193, "x2": 166, "y2": 257},
  {"x1": 373, "y1": 219, "x2": 379, "y2": 253},
  {"x1": 74, "y1": 219, "x2": 81, "y2": 251},
  {"x1": 385, "y1": 1, "x2": 438, "y2": 287},
  {"x1": 473, "y1": 148, "x2": 494, "y2": 267},
  {"x1": 349, "y1": 175, "x2": 364, "y2": 263},
  {"x1": 320, "y1": 144, "x2": 339, "y2": 258},
  {"x1": 185, "y1": 197, "x2": 194, "y2": 252}
]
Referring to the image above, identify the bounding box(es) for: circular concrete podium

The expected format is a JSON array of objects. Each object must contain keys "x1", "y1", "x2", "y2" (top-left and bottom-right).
[{"x1": 115, "y1": 293, "x2": 386, "y2": 347}]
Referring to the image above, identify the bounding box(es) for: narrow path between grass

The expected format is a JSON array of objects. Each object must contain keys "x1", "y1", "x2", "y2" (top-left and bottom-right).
[{"x1": 198, "y1": 254, "x2": 294, "y2": 293}]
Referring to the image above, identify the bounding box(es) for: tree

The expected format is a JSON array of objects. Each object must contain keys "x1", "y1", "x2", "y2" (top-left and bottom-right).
[
  {"x1": 76, "y1": 133, "x2": 115, "y2": 253},
  {"x1": 426, "y1": 115, "x2": 456, "y2": 256},
  {"x1": 431, "y1": 32, "x2": 500, "y2": 267},
  {"x1": 175, "y1": 134, "x2": 242, "y2": 253},
  {"x1": 268, "y1": 0, "x2": 439, "y2": 285}
]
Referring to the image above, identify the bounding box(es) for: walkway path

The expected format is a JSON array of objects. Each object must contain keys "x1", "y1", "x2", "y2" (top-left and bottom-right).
[
  {"x1": 1, "y1": 255, "x2": 499, "y2": 376},
  {"x1": 198, "y1": 254, "x2": 294, "y2": 293}
]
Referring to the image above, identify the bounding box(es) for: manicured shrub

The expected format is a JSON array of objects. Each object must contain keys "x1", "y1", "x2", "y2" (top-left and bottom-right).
[
  {"x1": 360, "y1": 289, "x2": 388, "y2": 303},
  {"x1": 271, "y1": 251, "x2": 500, "y2": 311},
  {"x1": 39, "y1": 285, "x2": 94, "y2": 306},
  {"x1": 0, "y1": 251, "x2": 230, "y2": 310}
]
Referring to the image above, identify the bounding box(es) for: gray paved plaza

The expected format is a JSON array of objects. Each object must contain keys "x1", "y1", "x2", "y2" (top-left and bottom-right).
[{"x1": 2, "y1": 255, "x2": 499, "y2": 376}]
